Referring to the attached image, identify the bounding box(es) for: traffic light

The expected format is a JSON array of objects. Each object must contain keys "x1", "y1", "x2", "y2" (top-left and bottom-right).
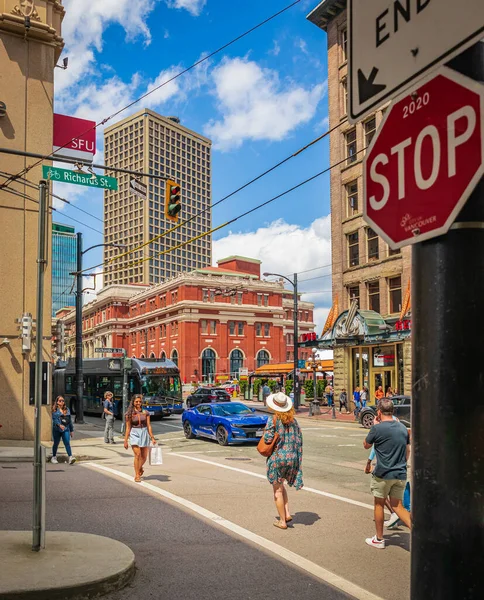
[
  {"x1": 165, "y1": 180, "x2": 181, "y2": 222},
  {"x1": 55, "y1": 320, "x2": 65, "y2": 356}
]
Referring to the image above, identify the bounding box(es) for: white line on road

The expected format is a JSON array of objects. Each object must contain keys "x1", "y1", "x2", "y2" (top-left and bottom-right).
[
  {"x1": 170, "y1": 453, "x2": 374, "y2": 511},
  {"x1": 157, "y1": 423, "x2": 183, "y2": 429},
  {"x1": 338, "y1": 444, "x2": 357, "y2": 447},
  {"x1": 85, "y1": 463, "x2": 383, "y2": 600}
]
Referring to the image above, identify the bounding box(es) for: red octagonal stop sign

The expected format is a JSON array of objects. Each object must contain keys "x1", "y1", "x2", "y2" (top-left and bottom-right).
[{"x1": 364, "y1": 67, "x2": 484, "y2": 249}]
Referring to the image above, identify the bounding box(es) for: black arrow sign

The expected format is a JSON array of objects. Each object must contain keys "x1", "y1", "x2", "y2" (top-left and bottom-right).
[{"x1": 358, "y1": 67, "x2": 386, "y2": 104}]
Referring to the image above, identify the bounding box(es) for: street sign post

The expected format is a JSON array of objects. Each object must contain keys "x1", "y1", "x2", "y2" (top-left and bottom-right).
[
  {"x1": 130, "y1": 178, "x2": 147, "y2": 199},
  {"x1": 348, "y1": 0, "x2": 484, "y2": 123},
  {"x1": 363, "y1": 67, "x2": 484, "y2": 249},
  {"x1": 43, "y1": 166, "x2": 118, "y2": 190}
]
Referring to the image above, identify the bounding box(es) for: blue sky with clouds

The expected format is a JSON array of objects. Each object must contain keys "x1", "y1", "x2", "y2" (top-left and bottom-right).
[{"x1": 54, "y1": 0, "x2": 332, "y2": 329}]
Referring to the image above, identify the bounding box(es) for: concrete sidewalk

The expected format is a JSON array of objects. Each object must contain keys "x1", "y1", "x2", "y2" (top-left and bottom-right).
[{"x1": 0, "y1": 531, "x2": 134, "y2": 600}]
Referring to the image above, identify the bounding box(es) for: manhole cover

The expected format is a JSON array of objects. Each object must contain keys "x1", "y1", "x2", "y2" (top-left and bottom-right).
[{"x1": 225, "y1": 457, "x2": 252, "y2": 462}]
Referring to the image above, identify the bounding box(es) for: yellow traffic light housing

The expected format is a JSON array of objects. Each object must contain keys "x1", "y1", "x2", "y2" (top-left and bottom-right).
[{"x1": 165, "y1": 180, "x2": 181, "y2": 222}]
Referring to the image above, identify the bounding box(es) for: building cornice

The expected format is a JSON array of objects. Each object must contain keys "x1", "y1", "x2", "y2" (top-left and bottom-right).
[{"x1": 306, "y1": 0, "x2": 346, "y2": 32}]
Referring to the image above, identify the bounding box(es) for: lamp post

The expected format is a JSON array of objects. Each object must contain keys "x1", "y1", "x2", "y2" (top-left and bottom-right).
[
  {"x1": 263, "y1": 272, "x2": 299, "y2": 410},
  {"x1": 72, "y1": 233, "x2": 126, "y2": 423}
]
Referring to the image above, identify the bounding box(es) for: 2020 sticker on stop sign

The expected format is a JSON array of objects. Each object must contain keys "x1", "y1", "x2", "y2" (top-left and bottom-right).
[{"x1": 363, "y1": 67, "x2": 484, "y2": 249}]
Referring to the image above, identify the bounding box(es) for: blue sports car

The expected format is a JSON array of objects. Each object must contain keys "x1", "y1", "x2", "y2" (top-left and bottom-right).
[{"x1": 182, "y1": 402, "x2": 268, "y2": 446}]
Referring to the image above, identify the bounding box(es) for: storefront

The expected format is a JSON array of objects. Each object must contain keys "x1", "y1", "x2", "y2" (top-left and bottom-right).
[{"x1": 313, "y1": 309, "x2": 411, "y2": 404}]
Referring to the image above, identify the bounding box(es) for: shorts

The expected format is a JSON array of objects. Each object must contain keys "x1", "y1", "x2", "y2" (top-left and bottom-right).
[{"x1": 370, "y1": 476, "x2": 406, "y2": 500}]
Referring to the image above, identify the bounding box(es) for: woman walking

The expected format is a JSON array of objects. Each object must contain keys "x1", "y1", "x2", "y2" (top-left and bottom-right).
[
  {"x1": 51, "y1": 396, "x2": 76, "y2": 464},
  {"x1": 263, "y1": 392, "x2": 303, "y2": 530},
  {"x1": 124, "y1": 394, "x2": 156, "y2": 482}
]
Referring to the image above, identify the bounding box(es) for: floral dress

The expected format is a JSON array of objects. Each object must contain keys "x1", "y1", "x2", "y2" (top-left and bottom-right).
[{"x1": 263, "y1": 416, "x2": 303, "y2": 490}]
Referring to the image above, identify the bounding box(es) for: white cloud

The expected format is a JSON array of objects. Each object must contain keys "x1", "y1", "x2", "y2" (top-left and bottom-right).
[
  {"x1": 204, "y1": 58, "x2": 326, "y2": 150},
  {"x1": 84, "y1": 267, "x2": 104, "y2": 304},
  {"x1": 212, "y1": 216, "x2": 332, "y2": 332},
  {"x1": 296, "y1": 38, "x2": 309, "y2": 55},
  {"x1": 268, "y1": 40, "x2": 281, "y2": 56},
  {"x1": 166, "y1": 0, "x2": 206, "y2": 16}
]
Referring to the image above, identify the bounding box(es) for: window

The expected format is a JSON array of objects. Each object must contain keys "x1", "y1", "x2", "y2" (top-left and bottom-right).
[
  {"x1": 364, "y1": 117, "x2": 377, "y2": 148},
  {"x1": 263, "y1": 295, "x2": 269, "y2": 307},
  {"x1": 264, "y1": 323, "x2": 270, "y2": 337},
  {"x1": 389, "y1": 276, "x2": 402, "y2": 313},
  {"x1": 368, "y1": 281, "x2": 380, "y2": 313},
  {"x1": 346, "y1": 180, "x2": 358, "y2": 216},
  {"x1": 228, "y1": 321, "x2": 235, "y2": 335},
  {"x1": 257, "y1": 294, "x2": 262, "y2": 306},
  {"x1": 200, "y1": 319, "x2": 207, "y2": 334},
  {"x1": 229, "y1": 349, "x2": 244, "y2": 379},
  {"x1": 348, "y1": 231, "x2": 359, "y2": 267},
  {"x1": 257, "y1": 350, "x2": 270, "y2": 368},
  {"x1": 367, "y1": 228, "x2": 379, "y2": 261},
  {"x1": 237, "y1": 321, "x2": 244, "y2": 336},
  {"x1": 201, "y1": 349, "x2": 216, "y2": 383},
  {"x1": 345, "y1": 128, "x2": 357, "y2": 164},
  {"x1": 341, "y1": 28, "x2": 348, "y2": 62},
  {"x1": 171, "y1": 349, "x2": 178, "y2": 366},
  {"x1": 348, "y1": 285, "x2": 360, "y2": 308},
  {"x1": 341, "y1": 78, "x2": 348, "y2": 115},
  {"x1": 255, "y1": 323, "x2": 262, "y2": 337},
  {"x1": 202, "y1": 289, "x2": 208, "y2": 302},
  {"x1": 389, "y1": 246, "x2": 401, "y2": 256},
  {"x1": 209, "y1": 320, "x2": 217, "y2": 335}
]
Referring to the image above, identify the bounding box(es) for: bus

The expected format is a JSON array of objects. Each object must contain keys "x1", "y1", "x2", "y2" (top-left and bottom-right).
[{"x1": 53, "y1": 357, "x2": 183, "y2": 419}]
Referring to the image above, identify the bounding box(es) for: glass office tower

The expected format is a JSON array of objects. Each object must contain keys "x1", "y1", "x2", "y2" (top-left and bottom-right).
[{"x1": 52, "y1": 222, "x2": 77, "y2": 316}]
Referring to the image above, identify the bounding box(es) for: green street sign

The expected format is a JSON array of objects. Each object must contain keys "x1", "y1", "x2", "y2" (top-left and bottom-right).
[{"x1": 42, "y1": 165, "x2": 118, "y2": 191}]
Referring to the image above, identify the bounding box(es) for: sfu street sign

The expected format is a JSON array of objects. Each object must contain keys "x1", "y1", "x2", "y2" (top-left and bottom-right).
[
  {"x1": 348, "y1": 0, "x2": 484, "y2": 123},
  {"x1": 363, "y1": 68, "x2": 484, "y2": 249},
  {"x1": 53, "y1": 114, "x2": 96, "y2": 162}
]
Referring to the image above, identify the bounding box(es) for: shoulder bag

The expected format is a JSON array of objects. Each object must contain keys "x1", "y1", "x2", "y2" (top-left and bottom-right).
[{"x1": 257, "y1": 416, "x2": 280, "y2": 457}]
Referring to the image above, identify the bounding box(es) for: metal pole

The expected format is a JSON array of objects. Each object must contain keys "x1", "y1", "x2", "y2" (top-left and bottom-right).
[
  {"x1": 32, "y1": 179, "x2": 48, "y2": 552},
  {"x1": 121, "y1": 352, "x2": 128, "y2": 434},
  {"x1": 293, "y1": 273, "x2": 299, "y2": 410},
  {"x1": 411, "y1": 42, "x2": 484, "y2": 600},
  {"x1": 75, "y1": 232, "x2": 85, "y2": 423}
]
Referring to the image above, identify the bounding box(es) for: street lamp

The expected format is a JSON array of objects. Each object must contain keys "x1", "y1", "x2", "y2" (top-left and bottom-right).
[
  {"x1": 307, "y1": 347, "x2": 322, "y2": 417},
  {"x1": 72, "y1": 233, "x2": 126, "y2": 423},
  {"x1": 263, "y1": 271, "x2": 300, "y2": 410}
]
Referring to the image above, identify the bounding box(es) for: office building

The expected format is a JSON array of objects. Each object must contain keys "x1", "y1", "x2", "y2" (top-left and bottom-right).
[
  {"x1": 52, "y1": 222, "x2": 77, "y2": 316},
  {"x1": 103, "y1": 109, "x2": 212, "y2": 286},
  {"x1": 306, "y1": 1, "x2": 412, "y2": 399}
]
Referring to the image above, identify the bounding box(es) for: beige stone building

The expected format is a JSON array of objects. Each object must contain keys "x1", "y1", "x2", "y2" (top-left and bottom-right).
[
  {"x1": 307, "y1": 0, "x2": 412, "y2": 402},
  {"x1": 103, "y1": 110, "x2": 212, "y2": 286},
  {"x1": 0, "y1": 0, "x2": 65, "y2": 439}
]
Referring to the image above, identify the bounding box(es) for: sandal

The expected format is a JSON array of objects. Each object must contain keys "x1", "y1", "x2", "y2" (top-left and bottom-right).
[
  {"x1": 140, "y1": 467, "x2": 144, "y2": 476},
  {"x1": 273, "y1": 521, "x2": 288, "y2": 530},
  {"x1": 286, "y1": 517, "x2": 293, "y2": 523},
  {"x1": 134, "y1": 475, "x2": 141, "y2": 483}
]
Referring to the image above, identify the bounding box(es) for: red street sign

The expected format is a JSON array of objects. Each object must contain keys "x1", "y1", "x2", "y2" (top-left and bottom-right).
[
  {"x1": 364, "y1": 67, "x2": 484, "y2": 249},
  {"x1": 53, "y1": 113, "x2": 96, "y2": 162}
]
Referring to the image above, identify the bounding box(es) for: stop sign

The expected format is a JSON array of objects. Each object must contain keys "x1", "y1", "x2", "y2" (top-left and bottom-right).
[{"x1": 364, "y1": 67, "x2": 484, "y2": 249}]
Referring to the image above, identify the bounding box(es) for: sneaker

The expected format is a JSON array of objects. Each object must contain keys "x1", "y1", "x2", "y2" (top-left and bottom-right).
[
  {"x1": 68, "y1": 456, "x2": 76, "y2": 465},
  {"x1": 50, "y1": 456, "x2": 58, "y2": 464},
  {"x1": 365, "y1": 535, "x2": 385, "y2": 549},
  {"x1": 110, "y1": 441, "x2": 116, "y2": 444},
  {"x1": 387, "y1": 518, "x2": 402, "y2": 530},
  {"x1": 384, "y1": 512, "x2": 400, "y2": 528}
]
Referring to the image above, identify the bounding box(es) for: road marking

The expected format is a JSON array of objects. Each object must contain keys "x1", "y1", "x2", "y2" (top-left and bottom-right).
[
  {"x1": 157, "y1": 423, "x2": 183, "y2": 430},
  {"x1": 85, "y1": 463, "x2": 383, "y2": 600},
  {"x1": 170, "y1": 453, "x2": 374, "y2": 511},
  {"x1": 338, "y1": 444, "x2": 357, "y2": 447},
  {"x1": 319, "y1": 435, "x2": 338, "y2": 438}
]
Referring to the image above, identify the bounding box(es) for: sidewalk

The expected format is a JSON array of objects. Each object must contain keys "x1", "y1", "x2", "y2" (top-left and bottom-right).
[{"x1": 244, "y1": 400, "x2": 359, "y2": 424}]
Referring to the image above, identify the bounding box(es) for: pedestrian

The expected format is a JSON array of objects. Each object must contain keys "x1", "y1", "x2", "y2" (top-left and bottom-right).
[
  {"x1": 263, "y1": 392, "x2": 303, "y2": 530},
  {"x1": 363, "y1": 399, "x2": 411, "y2": 549},
  {"x1": 339, "y1": 389, "x2": 349, "y2": 413},
  {"x1": 353, "y1": 386, "x2": 361, "y2": 419},
  {"x1": 325, "y1": 383, "x2": 333, "y2": 407},
  {"x1": 262, "y1": 382, "x2": 271, "y2": 405},
  {"x1": 360, "y1": 386, "x2": 368, "y2": 408},
  {"x1": 385, "y1": 386, "x2": 394, "y2": 398},
  {"x1": 51, "y1": 396, "x2": 76, "y2": 465},
  {"x1": 124, "y1": 394, "x2": 157, "y2": 482},
  {"x1": 375, "y1": 385, "x2": 384, "y2": 402},
  {"x1": 103, "y1": 391, "x2": 116, "y2": 444}
]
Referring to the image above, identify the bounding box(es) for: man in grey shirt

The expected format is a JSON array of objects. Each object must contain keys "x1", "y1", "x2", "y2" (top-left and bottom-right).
[
  {"x1": 103, "y1": 391, "x2": 116, "y2": 444},
  {"x1": 363, "y1": 398, "x2": 411, "y2": 549}
]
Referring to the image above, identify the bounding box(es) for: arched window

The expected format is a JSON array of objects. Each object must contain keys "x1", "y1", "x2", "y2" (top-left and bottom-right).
[
  {"x1": 202, "y1": 348, "x2": 216, "y2": 383},
  {"x1": 171, "y1": 349, "x2": 178, "y2": 366},
  {"x1": 160, "y1": 351, "x2": 166, "y2": 361},
  {"x1": 149, "y1": 352, "x2": 155, "y2": 359},
  {"x1": 257, "y1": 350, "x2": 270, "y2": 368},
  {"x1": 140, "y1": 354, "x2": 145, "y2": 359},
  {"x1": 229, "y1": 349, "x2": 244, "y2": 379}
]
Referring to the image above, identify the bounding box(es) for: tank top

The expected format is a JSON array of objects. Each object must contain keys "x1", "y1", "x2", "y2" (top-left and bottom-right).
[{"x1": 130, "y1": 410, "x2": 147, "y2": 428}]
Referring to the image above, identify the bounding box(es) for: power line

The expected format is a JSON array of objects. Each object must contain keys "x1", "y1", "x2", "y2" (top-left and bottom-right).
[{"x1": 0, "y1": 0, "x2": 303, "y2": 192}]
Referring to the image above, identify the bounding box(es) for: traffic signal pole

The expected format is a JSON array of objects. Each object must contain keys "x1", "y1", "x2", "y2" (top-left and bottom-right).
[
  {"x1": 411, "y1": 42, "x2": 484, "y2": 600},
  {"x1": 293, "y1": 272, "x2": 300, "y2": 410},
  {"x1": 75, "y1": 232, "x2": 85, "y2": 424}
]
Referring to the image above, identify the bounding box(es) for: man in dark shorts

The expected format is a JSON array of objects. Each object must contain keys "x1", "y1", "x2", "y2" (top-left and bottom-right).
[{"x1": 363, "y1": 398, "x2": 411, "y2": 549}]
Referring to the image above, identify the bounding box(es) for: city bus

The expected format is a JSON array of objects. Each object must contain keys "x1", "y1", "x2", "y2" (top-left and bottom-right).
[{"x1": 53, "y1": 357, "x2": 183, "y2": 419}]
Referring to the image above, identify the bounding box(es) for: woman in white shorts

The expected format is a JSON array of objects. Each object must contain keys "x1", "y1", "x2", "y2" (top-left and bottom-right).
[{"x1": 124, "y1": 395, "x2": 156, "y2": 482}]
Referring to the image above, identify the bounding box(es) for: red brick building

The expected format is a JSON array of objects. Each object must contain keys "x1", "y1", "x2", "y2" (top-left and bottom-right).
[{"x1": 62, "y1": 256, "x2": 315, "y2": 383}]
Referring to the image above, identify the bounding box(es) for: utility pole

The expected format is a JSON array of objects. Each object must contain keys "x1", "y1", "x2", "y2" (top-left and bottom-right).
[
  {"x1": 32, "y1": 180, "x2": 48, "y2": 552},
  {"x1": 293, "y1": 272, "x2": 299, "y2": 410},
  {"x1": 411, "y1": 42, "x2": 484, "y2": 600},
  {"x1": 75, "y1": 232, "x2": 85, "y2": 423}
]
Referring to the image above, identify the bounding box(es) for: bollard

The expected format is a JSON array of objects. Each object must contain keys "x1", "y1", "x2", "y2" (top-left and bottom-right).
[{"x1": 332, "y1": 403, "x2": 336, "y2": 419}]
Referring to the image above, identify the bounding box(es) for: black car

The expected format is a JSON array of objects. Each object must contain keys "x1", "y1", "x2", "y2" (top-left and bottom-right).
[
  {"x1": 186, "y1": 387, "x2": 231, "y2": 408},
  {"x1": 359, "y1": 395, "x2": 411, "y2": 429}
]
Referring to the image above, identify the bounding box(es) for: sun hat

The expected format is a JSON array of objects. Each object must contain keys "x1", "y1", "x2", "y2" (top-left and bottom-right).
[{"x1": 266, "y1": 391, "x2": 293, "y2": 413}]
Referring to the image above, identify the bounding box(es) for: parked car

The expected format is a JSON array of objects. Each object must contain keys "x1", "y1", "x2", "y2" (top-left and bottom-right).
[
  {"x1": 186, "y1": 387, "x2": 231, "y2": 408},
  {"x1": 359, "y1": 395, "x2": 411, "y2": 429},
  {"x1": 182, "y1": 402, "x2": 268, "y2": 446}
]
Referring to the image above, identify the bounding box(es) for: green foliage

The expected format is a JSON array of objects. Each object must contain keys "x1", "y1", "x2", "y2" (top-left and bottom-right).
[
  {"x1": 253, "y1": 378, "x2": 262, "y2": 397},
  {"x1": 285, "y1": 380, "x2": 293, "y2": 396},
  {"x1": 239, "y1": 380, "x2": 248, "y2": 396},
  {"x1": 317, "y1": 379, "x2": 327, "y2": 400},
  {"x1": 267, "y1": 379, "x2": 278, "y2": 392},
  {"x1": 304, "y1": 379, "x2": 314, "y2": 399}
]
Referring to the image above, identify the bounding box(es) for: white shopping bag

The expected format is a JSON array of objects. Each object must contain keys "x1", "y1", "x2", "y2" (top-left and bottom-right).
[{"x1": 149, "y1": 445, "x2": 163, "y2": 466}]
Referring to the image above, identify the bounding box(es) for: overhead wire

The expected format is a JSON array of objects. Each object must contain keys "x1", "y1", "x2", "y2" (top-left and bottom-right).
[{"x1": 0, "y1": 0, "x2": 303, "y2": 192}]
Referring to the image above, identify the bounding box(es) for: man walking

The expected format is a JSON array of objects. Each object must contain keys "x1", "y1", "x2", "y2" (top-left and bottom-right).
[
  {"x1": 363, "y1": 398, "x2": 411, "y2": 549},
  {"x1": 262, "y1": 382, "x2": 271, "y2": 405},
  {"x1": 103, "y1": 391, "x2": 116, "y2": 444},
  {"x1": 339, "y1": 389, "x2": 348, "y2": 413}
]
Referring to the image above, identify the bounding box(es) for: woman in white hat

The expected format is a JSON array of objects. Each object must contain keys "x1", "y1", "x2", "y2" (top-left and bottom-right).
[{"x1": 263, "y1": 391, "x2": 303, "y2": 529}]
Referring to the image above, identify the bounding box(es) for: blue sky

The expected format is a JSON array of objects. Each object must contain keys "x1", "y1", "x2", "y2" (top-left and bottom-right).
[{"x1": 54, "y1": 0, "x2": 332, "y2": 329}]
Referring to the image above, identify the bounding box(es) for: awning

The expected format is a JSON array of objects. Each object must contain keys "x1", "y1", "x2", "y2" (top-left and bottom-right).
[{"x1": 253, "y1": 363, "x2": 297, "y2": 377}]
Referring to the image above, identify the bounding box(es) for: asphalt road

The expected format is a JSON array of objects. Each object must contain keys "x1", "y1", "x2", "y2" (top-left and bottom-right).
[{"x1": 65, "y1": 412, "x2": 411, "y2": 600}]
